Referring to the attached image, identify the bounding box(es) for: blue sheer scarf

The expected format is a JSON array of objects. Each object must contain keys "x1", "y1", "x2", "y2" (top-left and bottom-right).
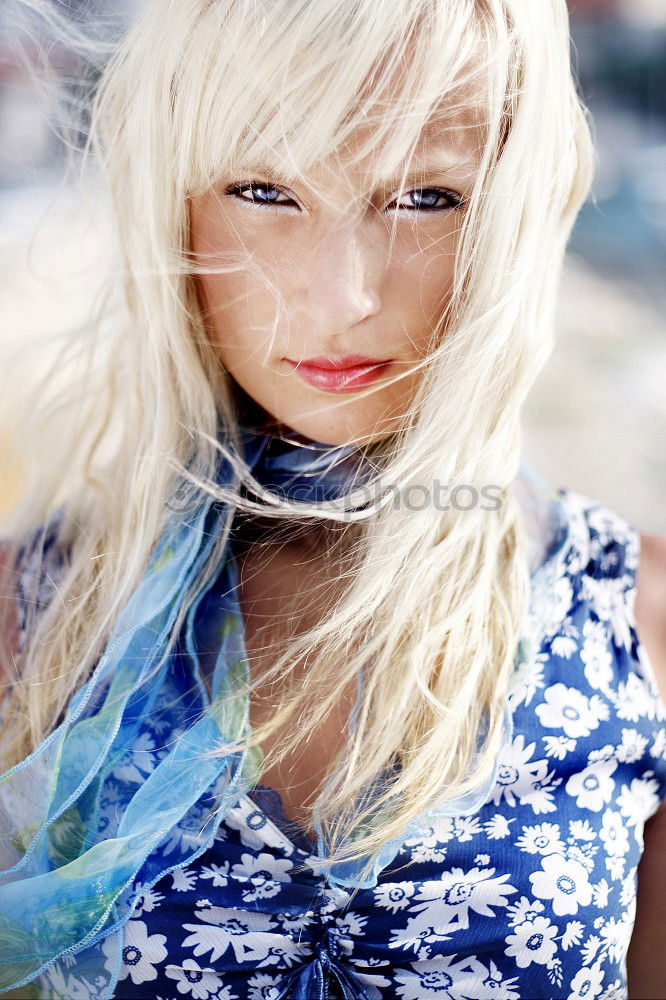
[
  {"x1": 0, "y1": 424, "x2": 382, "y2": 997},
  {"x1": 0, "y1": 424, "x2": 562, "y2": 998}
]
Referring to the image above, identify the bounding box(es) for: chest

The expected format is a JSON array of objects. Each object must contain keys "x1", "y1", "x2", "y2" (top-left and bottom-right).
[{"x1": 234, "y1": 535, "x2": 356, "y2": 835}]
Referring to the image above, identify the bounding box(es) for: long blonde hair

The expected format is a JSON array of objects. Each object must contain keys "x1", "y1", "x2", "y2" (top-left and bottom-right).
[{"x1": 0, "y1": 0, "x2": 593, "y2": 878}]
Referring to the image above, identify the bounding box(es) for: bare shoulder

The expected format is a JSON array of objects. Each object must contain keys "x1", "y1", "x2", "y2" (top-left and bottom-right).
[
  {"x1": 628, "y1": 797, "x2": 666, "y2": 995},
  {"x1": 635, "y1": 532, "x2": 666, "y2": 707}
]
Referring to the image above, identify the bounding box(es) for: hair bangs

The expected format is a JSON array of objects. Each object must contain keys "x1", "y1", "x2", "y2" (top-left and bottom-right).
[{"x1": 175, "y1": 0, "x2": 494, "y2": 205}]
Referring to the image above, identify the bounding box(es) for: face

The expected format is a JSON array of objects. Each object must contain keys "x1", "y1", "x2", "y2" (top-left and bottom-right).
[{"x1": 189, "y1": 117, "x2": 483, "y2": 446}]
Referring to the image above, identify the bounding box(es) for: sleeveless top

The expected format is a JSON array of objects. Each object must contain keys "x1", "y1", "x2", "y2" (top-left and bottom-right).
[{"x1": 11, "y1": 486, "x2": 666, "y2": 1000}]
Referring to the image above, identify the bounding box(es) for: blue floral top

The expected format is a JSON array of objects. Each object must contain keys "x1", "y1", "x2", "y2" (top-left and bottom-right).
[{"x1": 14, "y1": 488, "x2": 666, "y2": 1000}]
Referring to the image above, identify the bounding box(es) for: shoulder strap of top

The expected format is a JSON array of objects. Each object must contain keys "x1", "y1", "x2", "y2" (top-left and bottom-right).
[
  {"x1": 560, "y1": 488, "x2": 638, "y2": 618},
  {"x1": 14, "y1": 512, "x2": 71, "y2": 657},
  {"x1": 559, "y1": 488, "x2": 666, "y2": 721}
]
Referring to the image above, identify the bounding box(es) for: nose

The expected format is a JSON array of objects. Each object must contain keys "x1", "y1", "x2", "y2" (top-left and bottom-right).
[{"x1": 299, "y1": 220, "x2": 381, "y2": 336}]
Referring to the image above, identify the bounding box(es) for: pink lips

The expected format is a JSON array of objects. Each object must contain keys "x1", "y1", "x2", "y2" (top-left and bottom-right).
[{"x1": 286, "y1": 356, "x2": 393, "y2": 394}]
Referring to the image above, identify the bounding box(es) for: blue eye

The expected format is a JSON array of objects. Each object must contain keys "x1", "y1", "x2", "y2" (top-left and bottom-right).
[
  {"x1": 390, "y1": 187, "x2": 462, "y2": 212},
  {"x1": 226, "y1": 182, "x2": 294, "y2": 209}
]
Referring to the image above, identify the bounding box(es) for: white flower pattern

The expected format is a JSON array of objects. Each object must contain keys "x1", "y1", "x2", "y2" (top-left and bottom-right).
[
  {"x1": 504, "y1": 914, "x2": 559, "y2": 968},
  {"x1": 529, "y1": 854, "x2": 593, "y2": 916}
]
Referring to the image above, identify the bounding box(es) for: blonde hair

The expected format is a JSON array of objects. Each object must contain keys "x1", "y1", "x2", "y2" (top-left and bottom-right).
[{"x1": 0, "y1": 0, "x2": 593, "y2": 881}]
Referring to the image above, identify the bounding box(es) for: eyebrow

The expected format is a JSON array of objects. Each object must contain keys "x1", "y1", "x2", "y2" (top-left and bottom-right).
[{"x1": 381, "y1": 152, "x2": 480, "y2": 186}]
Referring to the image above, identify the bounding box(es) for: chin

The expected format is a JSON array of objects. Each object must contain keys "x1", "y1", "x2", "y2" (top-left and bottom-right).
[{"x1": 229, "y1": 375, "x2": 400, "y2": 446}]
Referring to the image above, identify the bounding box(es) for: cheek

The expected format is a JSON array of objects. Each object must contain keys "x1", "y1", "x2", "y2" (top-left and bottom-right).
[
  {"x1": 190, "y1": 197, "x2": 281, "y2": 358},
  {"x1": 197, "y1": 265, "x2": 282, "y2": 374},
  {"x1": 384, "y1": 237, "x2": 457, "y2": 355}
]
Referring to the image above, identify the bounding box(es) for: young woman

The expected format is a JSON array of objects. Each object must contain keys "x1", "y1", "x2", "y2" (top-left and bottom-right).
[{"x1": 0, "y1": 0, "x2": 665, "y2": 997}]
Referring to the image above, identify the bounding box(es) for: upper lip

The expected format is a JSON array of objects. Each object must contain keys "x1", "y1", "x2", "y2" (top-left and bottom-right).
[{"x1": 288, "y1": 355, "x2": 391, "y2": 370}]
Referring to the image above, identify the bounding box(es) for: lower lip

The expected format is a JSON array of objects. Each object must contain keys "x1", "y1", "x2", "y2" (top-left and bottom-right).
[{"x1": 286, "y1": 360, "x2": 393, "y2": 393}]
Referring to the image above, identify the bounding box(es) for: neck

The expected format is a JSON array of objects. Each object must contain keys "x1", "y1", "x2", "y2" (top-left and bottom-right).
[{"x1": 232, "y1": 505, "x2": 357, "y2": 555}]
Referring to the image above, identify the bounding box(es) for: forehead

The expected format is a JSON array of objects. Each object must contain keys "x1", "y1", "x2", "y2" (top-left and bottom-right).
[{"x1": 390, "y1": 111, "x2": 486, "y2": 177}]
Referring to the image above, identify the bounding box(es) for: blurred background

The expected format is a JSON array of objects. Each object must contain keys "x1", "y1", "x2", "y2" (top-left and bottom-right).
[{"x1": 0, "y1": 0, "x2": 665, "y2": 530}]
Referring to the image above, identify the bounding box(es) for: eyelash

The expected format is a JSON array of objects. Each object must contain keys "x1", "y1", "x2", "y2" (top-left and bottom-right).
[{"x1": 224, "y1": 181, "x2": 463, "y2": 214}]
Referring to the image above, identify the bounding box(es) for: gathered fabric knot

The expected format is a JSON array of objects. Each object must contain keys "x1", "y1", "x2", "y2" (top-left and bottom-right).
[{"x1": 274, "y1": 926, "x2": 371, "y2": 1000}]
